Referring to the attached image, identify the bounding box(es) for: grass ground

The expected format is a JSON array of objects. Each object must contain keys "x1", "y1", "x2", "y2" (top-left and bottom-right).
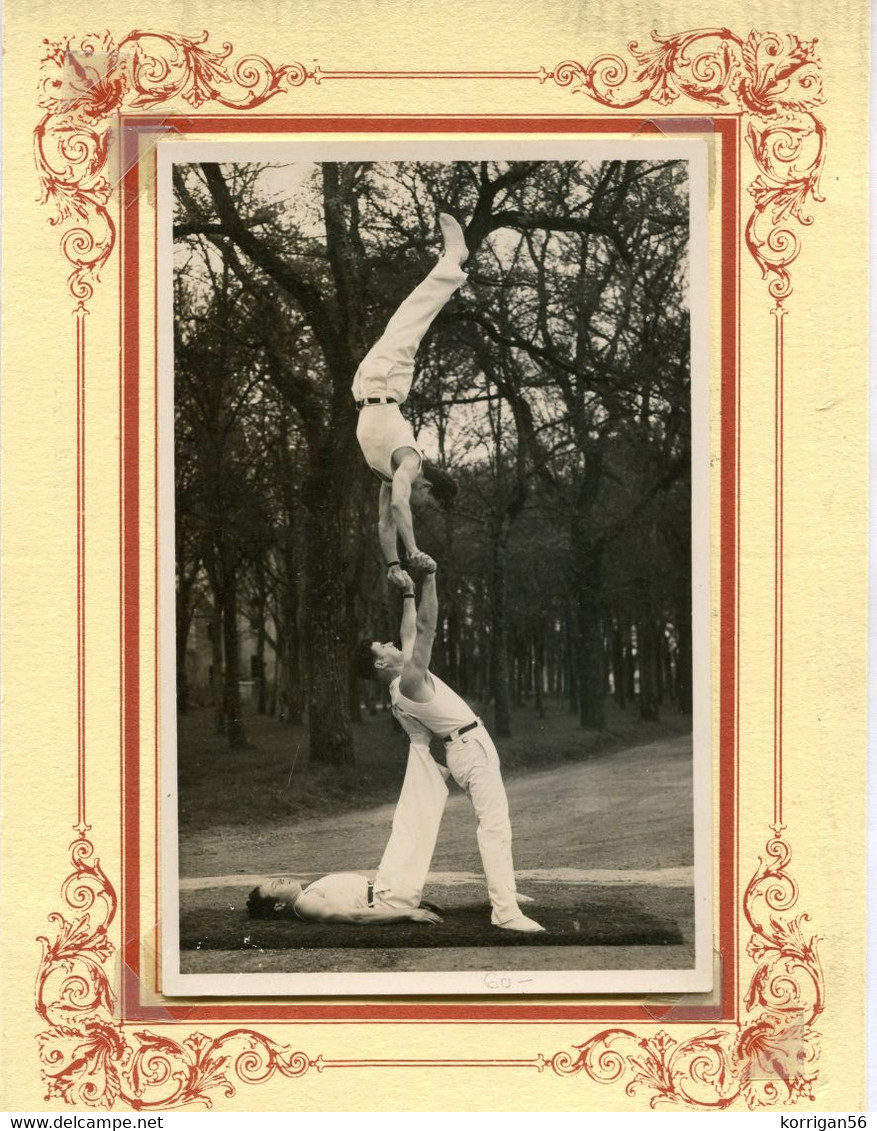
[
  {"x1": 178, "y1": 876, "x2": 695, "y2": 983},
  {"x1": 178, "y1": 695, "x2": 693, "y2": 832}
]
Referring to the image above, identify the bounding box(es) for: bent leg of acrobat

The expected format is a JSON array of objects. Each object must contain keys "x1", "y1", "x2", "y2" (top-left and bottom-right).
[{"x1": 373, "y1": 742, "x2": 449, "y2": 908}]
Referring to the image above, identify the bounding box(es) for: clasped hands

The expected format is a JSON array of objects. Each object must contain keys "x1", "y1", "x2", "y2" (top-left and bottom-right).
[{"x1": 387, "y1": 550, "x2": 437, "y2": 591}]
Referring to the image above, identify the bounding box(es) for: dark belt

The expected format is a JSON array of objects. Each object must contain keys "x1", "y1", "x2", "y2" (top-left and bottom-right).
[
  {"x1": 356, "y1": 396, "x2": 397, "y2": 408},
  {"x1": 367, "y1": 881, "x2": 374, "y2": 906},
  {"x1": 443, "y1": 720, "x2": 479, "y2": 743}
]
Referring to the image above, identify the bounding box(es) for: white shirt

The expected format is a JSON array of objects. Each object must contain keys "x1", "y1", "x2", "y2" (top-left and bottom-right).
[
  {"x1": 355, "y1": 404, "x2": 421, "y2": 483},
  {"x1": 293, "y1": 872, "x2": 369, "y2": 919},
  {"x1": 390, "y1": 672, "x2": 477, "y2": 739}
]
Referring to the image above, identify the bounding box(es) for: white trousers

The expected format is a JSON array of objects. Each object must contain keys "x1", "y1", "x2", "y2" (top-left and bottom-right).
[
  {"x1": 374, "y1": 728, "x2": 523, "y2": 926},
  {"x1": 445, "y1": 728, "x2": 522, "y2": 926},
  {"x1": 351, "y1": 254, "x2": 468, "y2": 405},
  {"x1": 373, "y1": 742, "x2": 449, "y2": 908}
]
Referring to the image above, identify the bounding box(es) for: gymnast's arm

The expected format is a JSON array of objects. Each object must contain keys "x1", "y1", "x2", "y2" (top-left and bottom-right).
[
  {"x1": 399, "y1": 575, "x2": 417, "y2": 661},
  {"x1": 400, "y1": 571, "x2": 437, "y2": 700},
  {"x1": 389, "y1": 449, "x2": 422, "y2": 558},
  {"x1": 379, "y1": 484, "x2": 408, "y2": 591}
]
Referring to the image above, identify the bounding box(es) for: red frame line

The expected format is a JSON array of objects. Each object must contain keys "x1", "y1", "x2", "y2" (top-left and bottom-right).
[
  {"x1": 76, "y1": 305, "x2": 88, "y2": 836},
  {"x1": 315, "y1": 70, "x2": 552, "y2": 79},
  {"x1": 121, "y1": 120, "x2": 142, "y2": 992},
  {"x1": 772, "y1": 306, "x2": 786, "y2": 833},
  {"x1": 733, "y1": 122, "x2": 744, "y2": 1015},
  {"x1": 116, "y1": 113, "x2": 739, "y2": 1023},
  {"x1": 726, "y1": 118, "x2": 741, "y2": 1015}
]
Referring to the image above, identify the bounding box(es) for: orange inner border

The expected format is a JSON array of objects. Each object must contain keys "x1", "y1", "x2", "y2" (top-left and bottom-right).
[{"x1": 119, "y1": 114, "x2": 739, "y2": 1023}]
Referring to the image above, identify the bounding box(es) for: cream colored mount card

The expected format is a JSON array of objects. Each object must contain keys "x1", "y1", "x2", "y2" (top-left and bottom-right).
[{"x1": 1, "y1": 0, "x2": 869, "y2": 1113}]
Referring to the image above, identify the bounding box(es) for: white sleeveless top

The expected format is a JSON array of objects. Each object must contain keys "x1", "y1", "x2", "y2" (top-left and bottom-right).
[
  {"x1": 390, "y1": 672, "x2": 477, "y2": 739},
  {"x1": 293, "y1": 872, "x2": 369, "y2": 919},
  {"x1": 354, "y1": 404, "x2": 422, "y2": 483}
]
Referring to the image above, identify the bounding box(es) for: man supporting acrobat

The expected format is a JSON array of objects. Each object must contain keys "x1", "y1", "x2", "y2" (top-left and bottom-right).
[
  {"x1": 354, "y1": 568, "x2": 545, "y2": 933},
  {"x1": 352, "y1": 214, "x2": 467, "y2": 588}
]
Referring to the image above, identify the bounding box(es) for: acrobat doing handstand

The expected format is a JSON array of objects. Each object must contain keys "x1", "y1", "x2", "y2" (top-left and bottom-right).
[{"x1": 351, "y1": 213, "x2": 467, "y2": 588}]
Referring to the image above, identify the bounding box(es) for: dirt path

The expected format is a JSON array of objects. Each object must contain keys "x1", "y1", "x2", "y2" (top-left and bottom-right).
[{"x1": 179, "y1": 734, "x2": 694, "y2": 882}]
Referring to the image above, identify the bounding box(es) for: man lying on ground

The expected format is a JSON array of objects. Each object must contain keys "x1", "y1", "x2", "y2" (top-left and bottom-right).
[
  {"x1": 246, "y1": 873, "x2": 443, "y2": 925},
  {"x1": 351, "y1": 213, "x2": 467, "y2": 587}
]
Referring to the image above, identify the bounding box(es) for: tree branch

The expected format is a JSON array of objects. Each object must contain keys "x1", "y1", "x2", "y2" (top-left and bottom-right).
[{"x1": 200, "y1": 163, "x2": 354, "y2": 380}]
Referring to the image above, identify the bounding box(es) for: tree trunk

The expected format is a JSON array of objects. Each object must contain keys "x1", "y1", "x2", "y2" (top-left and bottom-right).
[
  {"x1": 546, "y1": 636, "x2": 556, "y2": 699},
  {"x1": 255, "y1": 612, "x2": 267, "y2": 715},
  {"x1": 269, "y1": 656, "x2": 280, "y2": 716},
  {"x1": 635, "y1": 584, "x2": 660, "y2": 722},
  {"x1": 209, "y1": 600, "x2": 225, "y2": 735},
  {"x1": 534, "y1": 631, "x2": 545, "y2": 718},
  {"x1": 459, "y1": 617, "x2": 473, "y2": 698},
  {"x1": 302, "y1": 464, "x2": 355, "y2": 767},
  {"x1": 612, "y1": 616, "x2": 626, "y2": 708},
  {"x1": 443, "y1": 511, "x2": 460, "y2": 689},
  {"x1": 513, "y1": 635, "x2": 525, "y2": 708},
  {"x1": 344, "y1": 491, "x2": 370, "y2": 726},
  {"x1": 220, "y1": 563, "x2": 247, "y2": 747},
  {"x1": 602, "y1": 620, "x2": 612, "y2": 695},
  {"x1": 576, "y1": 593, "x2": 606, "y2": 728},
  {"x1": 446, "y1": 601, "x2": 461, "y2": 690},
  {"x1": 566, "y1": 613, "x2": 579, "y2": 714},
  {"x1": 175, "y1": 575, "x2": 192, "y2": 714},
  {"x1": 571, "y1": 530, "x2": 606, "y2": 728},
  {"x1": 625, "y1": 618, "x2": 636, "y2": 704},
  {"x1": 478, "y1": 620, "x2": 491, "y2": 705},
  {"x1": 490, "y1": 537, "x2": 512, "y2": 737},
  {"x1": 349, "y1": 665, "x2": 363, "y2": 723},
  {"x1": 281, "y1": 575, "x2": 304, "y2": 726},
  {"x1": 661, "y1": 625, "x2": 674, "y2": 706},
  {"x1": 675, "y1": 589, "x2": 693, "y2": 715}
]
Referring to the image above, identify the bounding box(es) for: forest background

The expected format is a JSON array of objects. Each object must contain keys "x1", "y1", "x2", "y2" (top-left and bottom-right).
[{"x1": 172, "y1": 156, "x2": 693, "y2": 824}]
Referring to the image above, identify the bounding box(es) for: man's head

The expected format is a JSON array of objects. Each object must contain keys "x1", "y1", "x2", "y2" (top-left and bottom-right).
[
  {"x1": 412, "y1": 464, "x2": 457, "y2": 510},
  {"x1": 354, "y1": 638, "x2": 403, "y2": 682},
  {"x1": 246, "y1": 876, "x2": 304, "y2": 919}
]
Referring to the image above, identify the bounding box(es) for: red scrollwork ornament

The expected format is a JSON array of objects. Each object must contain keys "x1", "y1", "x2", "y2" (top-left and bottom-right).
[
  {"x1": 36, "y1": 29, "x2": 313, "y2": 303},
  {"x1": 553, "y1": 28, "x2": 826, "y2": 300}
]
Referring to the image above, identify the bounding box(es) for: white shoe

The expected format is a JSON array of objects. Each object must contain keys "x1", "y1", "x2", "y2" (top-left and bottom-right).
[
  {"x1": 438, "y1": 213, "x2": 468, "y2": 266},
  {"x1": 498, "y1": 915, "x2": 545, "y2": 933},
  {"x1": 515, "y1": 893, "x2": 535, "y2": 904}
]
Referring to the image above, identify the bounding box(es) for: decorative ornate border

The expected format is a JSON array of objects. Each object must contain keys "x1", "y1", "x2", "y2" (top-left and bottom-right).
[
  {"x1": 37, "y1": 28, "x2": 825, "y2": 308},
  {"x1": 35, "y1": 28, "x2": 825, "y2": 1109},
  {"x1": 547, "y1": 837, "x2": 824, "y2": 1108}
]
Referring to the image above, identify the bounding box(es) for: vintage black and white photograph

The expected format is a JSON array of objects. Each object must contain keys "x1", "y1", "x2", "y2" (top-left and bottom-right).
[{"x1": 159, "y1": 139, "x2": 711, "y2": 996}]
